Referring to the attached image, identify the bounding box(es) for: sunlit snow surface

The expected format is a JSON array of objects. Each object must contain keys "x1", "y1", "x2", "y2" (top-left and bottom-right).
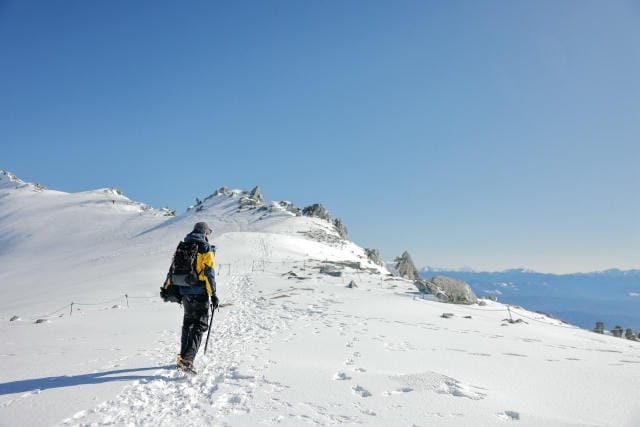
[{"x1": 1, "y1": 173, "x2": 639, "y2": 426}]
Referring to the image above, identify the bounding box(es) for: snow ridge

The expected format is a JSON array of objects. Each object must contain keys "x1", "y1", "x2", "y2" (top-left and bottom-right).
[{"x1": 1, "y1": 170, "x2": 640, "y2": 427}]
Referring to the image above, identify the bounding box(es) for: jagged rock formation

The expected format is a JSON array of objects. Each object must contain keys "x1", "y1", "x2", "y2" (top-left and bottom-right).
[
  {"x1": 203, "y1": 187, "x2": 349, "y2": 239},
  {"x1": 274, "y1": 201, "x2": 300, "y2": 215},
  {"x1": 301, "y1": 203, "x2": 348, "y2": 239},
  {"x1": 302, "y1": 203, "x2": 332, "y2": 221},
  {"x1": 394, "y1": 251, "x2": 420, "y2": 281},
  {"x1": 415, "y1": 276, "x2": 478, "y2": 305},
  {"x1": 364, "y1": 248, "x2": 384, "y2": 266},
  {"x1": 213, "y1": 186, "x2": 231, "y2": 196},
  {"x1": 332, "y1": 218, "x2": 348, "y2": 239},
  {"x1": 239, "y1": 186, "x2": 265, "y2": 209}
]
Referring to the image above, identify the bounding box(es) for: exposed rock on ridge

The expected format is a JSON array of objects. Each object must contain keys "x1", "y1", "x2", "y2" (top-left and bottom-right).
[
  {"x1": 394, "y1": 251, "x2": 420, "y2": 281},
  {"x1": 204, "y1": 187, "x2": 349, "y2": 239},
  {"x1": 365, "y1": 248, "x2": 384, "y2": 266},
  {"x1": 391, "y1": 250, "x2": 477, "y2": 305},
  {"x1": 301, "y1": 203, "x2": 348, "y2": 239},
  {"x1": 416, "y1": 276, "x2": 478, "y2": 305}
]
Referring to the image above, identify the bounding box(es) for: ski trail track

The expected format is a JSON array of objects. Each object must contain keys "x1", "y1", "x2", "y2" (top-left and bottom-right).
[{"x1": 63, "y1": 269, "x2": 292, "y2": 426}]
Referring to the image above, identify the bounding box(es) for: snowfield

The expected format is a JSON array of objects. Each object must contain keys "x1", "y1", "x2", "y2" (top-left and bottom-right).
[{"x1": 1, "y1": 171, "x2": 639, "y2": 426}]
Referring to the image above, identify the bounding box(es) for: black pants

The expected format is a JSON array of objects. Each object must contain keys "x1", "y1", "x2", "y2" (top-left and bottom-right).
[{"x1": 180, "y1": 294, "x2": 210, "y2": 362}]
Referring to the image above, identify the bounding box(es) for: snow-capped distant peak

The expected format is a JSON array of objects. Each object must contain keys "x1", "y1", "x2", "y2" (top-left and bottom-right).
[{"x1": 420, "y1": 266, "x2": 477, "y2": 274}]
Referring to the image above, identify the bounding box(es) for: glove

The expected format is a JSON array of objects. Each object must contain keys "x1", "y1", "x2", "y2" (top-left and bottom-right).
[{"x1": 211, "y1": 293, "x2": 219, "y2": 309}]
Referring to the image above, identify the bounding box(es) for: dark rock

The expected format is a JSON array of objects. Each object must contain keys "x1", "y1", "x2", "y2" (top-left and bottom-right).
[
  {"x1": 302, "y1": 203, "x2": 332, "y2": 221},
  {"x1": 276, "y1": 201, "x2": 301, "y2": 215},
  {"x1": 213, "y1": 186, "x2": 231, "y2": 196},
  {"x1": 612, "y1": 325, "x2": 624, "y2": 337},
  {"x1": 333, "y1": 218, "x2": 348, "y2": 239},
  {"x1": 625, "y1": 328, "x2": 637, "y2": 340},
  {"x1": 248, "y1": 186, "x2": 264, "y2": 204},
  {"x1": 594, "y1": 322, "x2": 605, "y2": 334}
]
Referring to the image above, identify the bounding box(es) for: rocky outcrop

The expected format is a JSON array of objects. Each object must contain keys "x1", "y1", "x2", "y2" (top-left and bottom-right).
[
  {"x1": 365, "y1": 248, "x2": 384, "y2": 266},
  {"x1": 333, "y1": 218, "x2": 348, "y2": 239},
  {"x1": 1, "y1": 169, "x2": 45, "y2": 191},
  {"x1": 625, "y1": 328, "x2": 637, "y2": 340},
  {"x1": 415, "y1": 275, "x2": 478, "y2": 305},
  {"x1": 302, "y1": 203, "x2": 348, "y2": 239},
  {"x1": 275, "y1": 201, "x2": 301, "y2": 215},
  {"x1": 394, "y1": 251, "x2": 420, "y2": 281},
  {"x1": 592, "y1": 322, "x2": 639, "y2": 341},
  {"x1": 302, "y1": 203, "x2": 332, "y2": 221},
  {"x1": 239, "y1": 186, "x2": 265, "y2": 209},
  {"x1": 213, "y1": 186, "x2": 231, "y2": 196}
]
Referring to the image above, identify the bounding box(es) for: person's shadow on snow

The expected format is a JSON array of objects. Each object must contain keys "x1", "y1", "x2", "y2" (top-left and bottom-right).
[{"x1": 0, "y1": 365, "x2": 177, "y2": 395}]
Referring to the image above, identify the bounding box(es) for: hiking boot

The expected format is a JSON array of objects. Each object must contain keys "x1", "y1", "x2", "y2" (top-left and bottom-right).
[{"x1": 177, "y1": 357, "x2": 197, "y2": 374}]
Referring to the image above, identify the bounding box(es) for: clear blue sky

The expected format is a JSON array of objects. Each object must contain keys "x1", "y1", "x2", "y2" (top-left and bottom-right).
[{"x1": 1, "y1": 1, "x2": 639, "y2": 273}]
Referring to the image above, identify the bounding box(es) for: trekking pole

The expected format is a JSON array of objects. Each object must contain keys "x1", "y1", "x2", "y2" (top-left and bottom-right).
[{"x1": 204, "y1": 303, "x2": 215, "y2": 355}]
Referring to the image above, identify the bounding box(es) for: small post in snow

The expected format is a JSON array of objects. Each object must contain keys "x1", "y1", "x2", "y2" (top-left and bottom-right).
[
  {"x1": 507, "y1": 306, "x2": 513, "y2": 322},
  {"x1": 70, "y1": 302, "x2": 74, "y2": 316}
]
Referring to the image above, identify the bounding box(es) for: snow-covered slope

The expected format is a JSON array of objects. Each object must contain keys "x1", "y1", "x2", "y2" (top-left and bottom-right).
[{"x1": 1, "y1": 171, "x2": 639, "y2": 426}]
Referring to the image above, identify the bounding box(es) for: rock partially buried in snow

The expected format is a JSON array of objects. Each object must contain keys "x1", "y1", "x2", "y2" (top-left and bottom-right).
[{"x1": 415, "y1": 275, "x2": 478, "y2": 305}]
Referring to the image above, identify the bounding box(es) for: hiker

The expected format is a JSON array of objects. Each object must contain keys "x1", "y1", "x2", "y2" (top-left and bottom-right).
[{"x1": 163, "y1": 221, "x2": 219, "y2": 373}]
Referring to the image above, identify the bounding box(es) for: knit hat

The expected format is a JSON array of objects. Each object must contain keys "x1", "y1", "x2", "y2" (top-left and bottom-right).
[{"x1": 193, "y1": 221, "x2": 212, "y2": 234}]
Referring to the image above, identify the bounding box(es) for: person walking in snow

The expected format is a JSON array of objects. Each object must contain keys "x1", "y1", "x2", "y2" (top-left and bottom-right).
[{"x1": 164, "y1": 221, "x2": 219, "y2": 373}]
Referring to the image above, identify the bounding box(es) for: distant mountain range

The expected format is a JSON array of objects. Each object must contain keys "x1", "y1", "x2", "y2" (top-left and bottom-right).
[{"x1": 420, "y1": 267, "x2": 640, "y2": 331}]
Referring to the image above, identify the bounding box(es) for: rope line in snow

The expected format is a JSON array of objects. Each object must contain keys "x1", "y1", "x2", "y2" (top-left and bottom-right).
[
  {"x1": 73, "y1": 296, "x2": 124, "y2": 306},
  {"x1": 510, "y1": 309, "x2": 578, "y2": 329}
]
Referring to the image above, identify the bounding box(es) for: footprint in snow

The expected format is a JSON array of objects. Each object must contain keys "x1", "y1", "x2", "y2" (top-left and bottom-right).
[
  {"x1": 382, "y1": 387, "x2": 413, "y2": 396},
  {"x1": 333, "y1": 372, "x2": 351, "y2": 381},
  {"x1": 352, "y1": 385, "x2": 372, "y2": 397},
  {"x1": 497, "y1": 410, "x2": 520, "y2": 421},
  {"x1": 392, "y1": 372, "x2": 487, "y2": 400}
]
